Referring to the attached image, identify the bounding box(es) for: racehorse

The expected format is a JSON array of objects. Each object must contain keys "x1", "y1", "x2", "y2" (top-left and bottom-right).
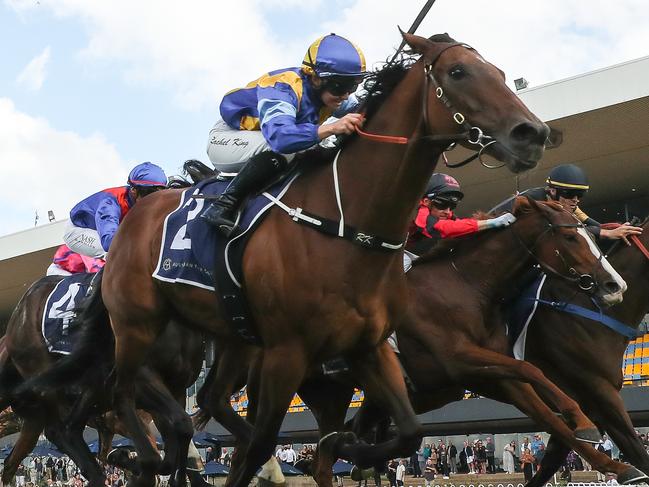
[
  {"x1": 198, "y1": 198, "x2": 637, "y2": 485},
  {"x1": 21, "y1": 32, "x2": 550, "y2": 487},
  {"x1": 303, "y1": 199, "x2": 644, "y2": 486},
  {"x1": 1, "y1": 275, "x2": 208, "y2": 487},
  {"x1": 520, "y1": 218, "x2": 649, "y2": 487}
]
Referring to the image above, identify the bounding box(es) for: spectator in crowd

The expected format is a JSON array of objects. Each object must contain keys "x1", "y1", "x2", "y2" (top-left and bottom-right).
[
  {"x1": 599, "y1": 435, "x2": 613, "y2": 458},
  {"x1": 534, "y1": 443, "x2": 546, "y2": 471},
  {"x1": 560, "y1": 464, "x2": 572, "y2": 483},
  {"x1": 475, "y1": 440, "x2": 487, "y2": 474},
  {"x1": 284, "y1": 444, "x2": 297, "y2": 464},
  {"x1": 205, "y1": 446, "x2": 216, "y2": 463},
  {"x1": 447, "y1": 441, "x2": 458, "y2": 474},
  {"x1": 424, "y1": 457, "x2": 436, "y2": 487},
  {"x1": 503, "y1": 441, "x2": 516, "y2": 474},
  {"x1": 463, "y1": 440, "x2": 475, "y2": 474},
  {"x1": 520, "y1": 437, "x2": 531, "y2": 457},
  {"x1": 605, "y1": 472, "x2": 619, "y2": 485},
  {"x1": 521, "y1": 448, "x2": 535, "y2": 482},
  {"x1": 410, "y1": 450, "x2": 422, "y2": 478},
  {"x1": 16, "y1": 464, "x2": 26, "y2": 487},
  {"x1": 396, "y1": 459, "x2": 406, "y2": 487},
  {"x1": 386, "y1": 459, "x2": 398, "y2": 487},
  {"x1": 485, "y1": 437, "x2": 496, "y2": 473},
  {"x1": 438, "y1": 441, "x2": 449, "y2": 479},
  {"x1": 417, "y1": 446, "x2": 427, "y2": 479}
]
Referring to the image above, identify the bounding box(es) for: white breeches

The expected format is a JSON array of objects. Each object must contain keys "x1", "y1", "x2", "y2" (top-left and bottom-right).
[{"x1": 63, "y1": 221, "x2": 107, "y2": 259}]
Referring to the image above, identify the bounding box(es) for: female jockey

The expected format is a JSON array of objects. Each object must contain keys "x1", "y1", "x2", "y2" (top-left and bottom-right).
[
  {"x1": 490, "y1": 164, "x2": 642, "y2": 243},
  {"x1": 201, "y1": 33, "x2": 367, "y2": 235},
  {"x1": 64, "y1": 162, "x2": 167, "y2": 259},
  {"x1": 406, "y1": 173, "x2": 516, "y2": 256}
]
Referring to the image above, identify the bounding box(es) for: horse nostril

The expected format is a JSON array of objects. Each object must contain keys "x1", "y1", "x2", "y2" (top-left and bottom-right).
[
  {"x1": 509, "y1": 122, "x2": 549, "y2": 146},
  {"x1": 603, "y1": 280, "x2": 621, "y2": 295}
]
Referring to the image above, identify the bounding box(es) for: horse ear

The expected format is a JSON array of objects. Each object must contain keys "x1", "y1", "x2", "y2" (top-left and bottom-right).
[
  {"x1": 401, "y1": 31, "x2": 433, "y2": 57},
  {"x1": 512, "y1": 195, "x2": 537, "y2": 215}
]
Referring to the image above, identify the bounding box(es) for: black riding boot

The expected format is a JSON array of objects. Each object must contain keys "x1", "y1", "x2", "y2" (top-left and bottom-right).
[{"x1": 200, "y1": 151, "x2": 288, "y2": 236}]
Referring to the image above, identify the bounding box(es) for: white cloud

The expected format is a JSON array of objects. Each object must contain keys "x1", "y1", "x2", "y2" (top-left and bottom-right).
[
  {"x1": 0, "y1": 98, "x2": 129, "y2": 235},
  {"x1": 16, "y1": 46, "x2": 51, "y2": 91},
  {"x1": 5, "y1": 0, "x2": 649, "y2": 108}
]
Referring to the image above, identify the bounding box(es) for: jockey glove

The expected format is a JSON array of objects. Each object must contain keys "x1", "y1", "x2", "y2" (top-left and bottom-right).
[{"x1": 485, "y1": 212, "x2": 516, "y2": 229}]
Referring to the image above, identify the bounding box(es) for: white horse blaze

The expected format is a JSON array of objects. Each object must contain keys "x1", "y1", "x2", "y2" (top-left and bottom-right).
[{"x1": 576, "y1": 227, "x2": 627, "y2": 296}]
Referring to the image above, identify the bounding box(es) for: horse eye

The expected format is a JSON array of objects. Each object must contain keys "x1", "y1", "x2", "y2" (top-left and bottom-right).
[
  {"x1": 448, "y1": 65, "x2": 466, "y2": 80},
  {"x1": 564, "y1": 233, "x2": 578, "y2": 242}
]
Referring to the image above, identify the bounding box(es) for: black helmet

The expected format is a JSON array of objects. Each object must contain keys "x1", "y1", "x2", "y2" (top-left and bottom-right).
[
  {"x1": 425, "y1": 173, "x2": 464, "y2": 203},
  {"x1": 546, "y1": 164, "x2": 589, "y2": 190}
]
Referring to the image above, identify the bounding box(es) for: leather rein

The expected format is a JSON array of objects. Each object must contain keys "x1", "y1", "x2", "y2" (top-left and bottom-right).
[{"x1": 355, "y1": 42, "x2": 499, "y2": 168}]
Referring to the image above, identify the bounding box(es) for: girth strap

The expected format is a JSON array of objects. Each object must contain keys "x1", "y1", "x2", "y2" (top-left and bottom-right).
[{"x1": 532, "y1": 298, "x2": 640, "y2": 339}]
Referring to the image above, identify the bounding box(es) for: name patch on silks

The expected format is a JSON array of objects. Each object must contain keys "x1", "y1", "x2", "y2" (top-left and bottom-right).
[
  {"x1": 152, "y1": 175, "x2": 298, "y2": 291},
  {"x1": 42, "y1": 273, "x2": 94, "y2": 355}
]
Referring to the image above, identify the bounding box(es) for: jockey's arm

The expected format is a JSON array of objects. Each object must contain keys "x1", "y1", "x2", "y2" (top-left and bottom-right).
[
  {"x1": 426, "y1": 216, "x2": 478, "y2": 239},
  {"x1": 95, "y1": 197, "x2": 122, "y2": 252}
]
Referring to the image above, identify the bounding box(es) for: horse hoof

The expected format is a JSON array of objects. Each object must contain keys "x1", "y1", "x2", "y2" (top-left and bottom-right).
[
  {"x1": 618, "y1": 466, "x2": 649, "y2": 485},
  {"x1": 574, "y1": 427, "x2": 602, "y2": 444}
]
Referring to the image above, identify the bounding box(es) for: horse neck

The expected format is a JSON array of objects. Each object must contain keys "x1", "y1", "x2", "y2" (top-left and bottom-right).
[
  {"x1": 606, "y1": 241, "x2": 649, "y2": 328},
  {"x1": 333, "y1": 61, "x2": 456, "y2": 241},
  {"x1": 451, "y1": 221, "x2": 545, "y2": 300}
]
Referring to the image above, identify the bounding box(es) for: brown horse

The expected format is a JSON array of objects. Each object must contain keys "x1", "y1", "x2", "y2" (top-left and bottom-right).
[
  {"x1": 296, "y1": 198, "x2": 643, "y2": 486},
  {"x1": 23, "y1": 32, "x2": 549, "y2": 487},
  {"x1": 1, "y1": 275, "x2": 207, "y2": 487},
  {"x1": 521, "y1": 218, "x2": 649, "y2": 487}
]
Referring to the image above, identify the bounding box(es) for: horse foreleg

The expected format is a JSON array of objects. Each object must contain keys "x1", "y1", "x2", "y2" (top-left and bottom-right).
[
  {"x1": 471, "y1": 379, "x2": 648, "y2": 484},
  {"x1": 330, "y1": 342, "x2": 422, "y2": 469},
  {"x1": 524, "y1": 435, "x2": 570, "y2": 487},
  {"x1": 300, "y1": 377, "x2": 355, "y2": 487},
  {"x1": 580, "y1": 383, "x2": 649, "y2": 475},
  {"x1": 452, "y1": 345, "x2": 598, "y2": 441},
  {"x1": 226, "y1": 344, "x2": 308, "y2": 487},
  {"x1": 1, "y1": 417, "x2": 43, "y2": 486},
  {"x1": 134, "y1": 367, "x2": 193, "y2": 487}
]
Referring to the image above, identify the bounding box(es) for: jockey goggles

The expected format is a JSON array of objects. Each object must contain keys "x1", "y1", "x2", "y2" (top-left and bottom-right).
[
  {"x1": 556, "y1": 188, "x2": 586, "y2": 200},
  {"x1": 321, "y1": 76, "x2": 362, "y2": 96},
  {"x1": 431, "y1": 199, "x2": 457, "y2": 210}
]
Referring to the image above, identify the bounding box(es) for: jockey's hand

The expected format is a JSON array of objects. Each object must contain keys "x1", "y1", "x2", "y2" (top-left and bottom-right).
[
  {"x1": 317, "y1": 113, "x2": 364, "y2": 139},
  {"x1": 483, "y1": 212, "x2": 517, "y2": 229},
  {"x1": 601, "y1": 222, "x2": 643, "y2": 245}
]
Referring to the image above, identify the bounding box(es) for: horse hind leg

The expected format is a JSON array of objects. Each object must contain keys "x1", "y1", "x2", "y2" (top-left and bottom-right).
[
  {"x1": 226, "y1": 345, "x2": 308, "y2": 487},
  {"x1": 1, "y1": 417, "x2": 43, "y2": 486}
]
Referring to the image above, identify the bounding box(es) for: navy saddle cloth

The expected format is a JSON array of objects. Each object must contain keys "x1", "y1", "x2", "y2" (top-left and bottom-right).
[{"x1": 43, "y1": 272, "x2": 95, "y2": 354}]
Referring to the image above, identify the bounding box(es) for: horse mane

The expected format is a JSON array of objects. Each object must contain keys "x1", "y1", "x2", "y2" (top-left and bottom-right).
[{"x1": 362, "y1": 33, "x2": 456, "y2": 122}]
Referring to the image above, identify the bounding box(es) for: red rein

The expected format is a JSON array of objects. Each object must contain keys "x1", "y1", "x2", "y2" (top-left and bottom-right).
[{"x1": 601, "y1": 223, "x2": 649, "y2": 260}]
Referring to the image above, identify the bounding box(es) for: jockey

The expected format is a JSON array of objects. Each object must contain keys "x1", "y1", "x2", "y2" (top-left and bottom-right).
[
  {"x1": 406, "y1": 173, "x2": 516, "y2": 255},
  {"x1": 64, "y1": 162, "x2": 168, "y2": 259},
  {"x1": 490, "y1": 164, "x2": 642, "y2": 242},
  {"x1": 46, "y1": 244, "x2": 104, "y2": 276},
  {"x1": 202, "y1": 33, "x2": 367, "y2": 235}
]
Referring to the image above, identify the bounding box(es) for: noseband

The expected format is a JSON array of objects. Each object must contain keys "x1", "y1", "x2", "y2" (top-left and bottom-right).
[{"x1": 510, "y1": 219, "x2": 600, "y2": 293}]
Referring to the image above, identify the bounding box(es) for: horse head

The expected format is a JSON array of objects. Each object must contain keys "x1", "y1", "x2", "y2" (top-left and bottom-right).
[
  {"x1": 512, "y1": 196, "x2": 626, "y2": 306},
  {"x1": 403, "y1": 32, "x2": 549, "y2": 173}
]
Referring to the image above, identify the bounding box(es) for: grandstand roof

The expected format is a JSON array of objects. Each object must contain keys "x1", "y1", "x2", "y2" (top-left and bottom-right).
[{"x1": 2, "y1": 54, "x2": 649, "y2": 323}]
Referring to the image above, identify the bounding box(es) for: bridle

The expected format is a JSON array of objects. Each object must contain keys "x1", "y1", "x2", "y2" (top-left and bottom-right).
[
  {"x1": 355, "y1": 42, "x2": 501, "y2": 168},
  {"x1": 509, "y1": 213, "x2": 602, "y2": 292}
]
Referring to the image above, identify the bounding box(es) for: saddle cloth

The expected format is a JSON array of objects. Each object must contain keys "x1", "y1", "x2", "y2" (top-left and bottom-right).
[
  {"x1": 152, "y1": 175, "x2": 297, "y2": 291},
  {"x1": 507, "y1": 273, "x2": 547, "y2": 360},
  {"x1": 42, "y1": 273, "x2": 94, "y2": 354}
]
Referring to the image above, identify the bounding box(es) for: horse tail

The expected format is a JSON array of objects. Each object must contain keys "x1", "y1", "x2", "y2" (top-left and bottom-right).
[{"x1": 14, "y1": 270, "x2": 113, "y2": 401}]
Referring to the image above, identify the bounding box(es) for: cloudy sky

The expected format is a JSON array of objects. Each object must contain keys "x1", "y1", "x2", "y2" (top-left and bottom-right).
[{"x1": 1, "y1": 0, "x2": 648, "y2": 235}]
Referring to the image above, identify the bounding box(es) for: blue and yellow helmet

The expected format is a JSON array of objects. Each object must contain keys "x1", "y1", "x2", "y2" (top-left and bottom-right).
[{"x1": 302, "y1": 33, "x2": 366, "y2": 78}]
